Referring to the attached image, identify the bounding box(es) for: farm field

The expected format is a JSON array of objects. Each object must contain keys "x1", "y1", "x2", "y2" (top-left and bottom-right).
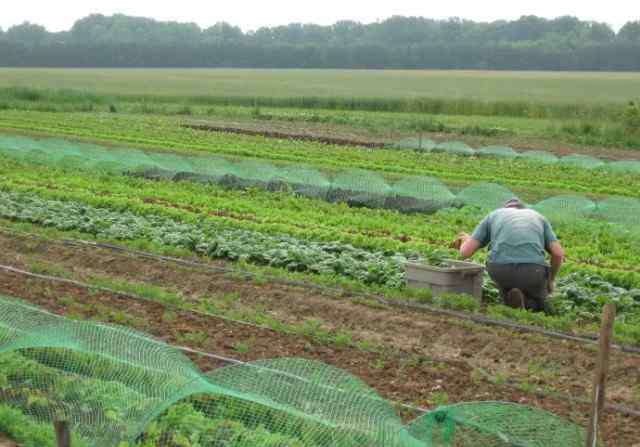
[
  {"x1": 0, "y1": 70, "x2": 639, "y2": 446},
  {"x1": 0, "y1": 230, "x2": 638, "y2": 445},
  {"x1": 2, "y1": 83, "x2": 640, "y2": 152},
  {"x1": 1, "y1": 68, "x2": 639, "y2": 105},
  {"x1": 1, "y1": 111, "x2": 639, "y2": 196}
]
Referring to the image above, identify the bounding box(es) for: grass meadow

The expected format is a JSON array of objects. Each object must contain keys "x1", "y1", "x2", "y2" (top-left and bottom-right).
[{"x1": 0, "y1": 68, "x2": 637, "y2": 104}]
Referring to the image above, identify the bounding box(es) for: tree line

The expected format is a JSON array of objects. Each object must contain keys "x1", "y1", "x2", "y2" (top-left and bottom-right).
[{"x1": 1, "y1": 14, "x2": 639, "y2": 70}]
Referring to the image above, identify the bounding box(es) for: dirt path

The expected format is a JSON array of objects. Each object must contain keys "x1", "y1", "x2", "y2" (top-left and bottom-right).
[{"x1": 0, "y1": 232, "x2": 638, "y2": 444}]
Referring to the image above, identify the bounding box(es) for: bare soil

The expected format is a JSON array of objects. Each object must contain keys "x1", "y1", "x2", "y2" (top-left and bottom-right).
[
  {"x1": 183, "y1": 123, "x2": 386, "y2": 149},
  {"x1": 0, "y1": 231, "x2": 638, "y2": 444},
  {"x1": 185, "y1": 118, "x2": 396, "y2": 144},
  {"x1": 184, "y1": 118, "x2": 640, "y2": 161}
]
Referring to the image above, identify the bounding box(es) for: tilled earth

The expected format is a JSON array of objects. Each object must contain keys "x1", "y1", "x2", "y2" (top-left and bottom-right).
[
  {"x1": 0, "y1": 231, "x2": 638, "y2": 445},
  {"x1": 182, "y1": 123, "x2": 387, "y2": 149},
  {"x1": 183, "y1": 118, "x2": 640, "y2": 161}
]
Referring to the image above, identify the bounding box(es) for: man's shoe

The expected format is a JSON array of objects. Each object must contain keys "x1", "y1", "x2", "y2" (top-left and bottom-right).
[{"x1": 505, "y1": 288, "x2": 525, "y2": 309}]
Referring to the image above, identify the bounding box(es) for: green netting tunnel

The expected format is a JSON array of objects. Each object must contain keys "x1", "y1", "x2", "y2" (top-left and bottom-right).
[
  {"x1": 391, "y1": 176, "x2": 456, "y2": 213},
  {"x1": 182, "y1": 155, "x2": 238, "y2": 184},
  {"x1": 559, "y1": 154, "x2": 605, "y2": 170},
  {"x1": 331, "y1": 169, "x2": 392, "y2": 208},
  {"x1": 433, "y1": 141, "x2": 475, "y2": 156},
  {"x1": 280, "y1": 166, "x2": 332, "y2": 200},
  {"x1": 517, "y1": 150, "x2": 559, "y2": 164},
  {"x1": 0, "y1": 135, "x2": 638, "y2": 227},
  {"x1": 391, "y1": 137, "x2": 437, "y2": 152},
  {"x1": 391, "y1": 135, "x2": 640, "y2": 176},
  {"x1": 0, "y1": 295, "x2": 591, "y2": 447},
  {"x1": 533, "y1": 195, "x2": 597, "y2": 222},
  {"x1": 455, "y1": 183, "x2": 516, "y2": 211},
  {"x1": 476, "y1": 146, "x2": 519, "y2": 159},
  {"x1": 406, "y1": 402, "x2": 588, "y2": 447},
  {"x1": 603, "y1": 160, "x2": 640, "y2": 174},
  {"x1": 595, "y1": 196, "x2": 640, "y2": 226}
]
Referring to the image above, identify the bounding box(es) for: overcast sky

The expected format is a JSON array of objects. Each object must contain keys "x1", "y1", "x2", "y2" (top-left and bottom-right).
[{"x1": 2, "y1": 0, "x2": 638, "y2": 32}]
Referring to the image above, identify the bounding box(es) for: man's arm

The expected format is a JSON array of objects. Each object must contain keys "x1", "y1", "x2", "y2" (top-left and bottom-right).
[
  {"x1": 454, "y1": 214, "x2": 491, "y2": 259},
  {"x1": 546, "y1": 241, "x2": 565, "y2": 293},
  {"x1": 458, "y1": 214, "x2": 491, "y2": 259},
  {"x1": 458, "y1": 233, "x2": 482, "y2": 259},
  {"x1": 542, "y1": 218, "x2": 564, "y2": 293}
]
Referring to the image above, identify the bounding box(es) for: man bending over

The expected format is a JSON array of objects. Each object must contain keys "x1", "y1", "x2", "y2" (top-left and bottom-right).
[{"x1": 455, "y1": 198, "x2": 565, "y2": 311}]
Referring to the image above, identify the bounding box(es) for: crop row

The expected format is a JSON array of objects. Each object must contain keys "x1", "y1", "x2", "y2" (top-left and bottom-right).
[
  {"x1": 2, "y1": 183, "x2": 640, "y2": 324},
  {"x1": 2, "y1": 156, "x2": 640, "y2": 279},
  {"x1": 0, "y1": 402, "x2": 306, "y2": 447},
  {"x1": 5, "y1": 90, "x2": 638, "y2": 152},
  {"x1": 0, "y1": 111, "x2": 638, "y2": 198},
  {"x1": 3, "y1": 134, "x2": 638, "y2": 229},
  {"x1": 392, "y1": 137, "x2": 640, "y2": 173},
  {"x1": 2, "y1": 171, "x2": 640, "y2": 345},
  {"x1": 0, "y1": 350, "x2": 323, "y2": 447},
  {"x1": 0, "y1": 190, "x2": 412, "y2": 287},
  {"x1": 3, "y1": 186, "x2": 640, "y2": 349}
]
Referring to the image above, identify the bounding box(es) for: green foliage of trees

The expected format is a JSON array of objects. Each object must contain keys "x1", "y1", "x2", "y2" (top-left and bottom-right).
[
  {"x1": 4, "y1": 22, "x2": 50, "y2": 46},
  {"x1": 0, "y1": 14, "x2": 639, "y2": 69},
  {"x1": 618, "y1": 21, "x2": 640, "y2": 42}
]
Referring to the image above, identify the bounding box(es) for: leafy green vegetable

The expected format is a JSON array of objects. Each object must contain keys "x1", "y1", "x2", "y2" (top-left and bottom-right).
[{"x1": 0, "y1": 190, "x2": 416, "y2": 288}]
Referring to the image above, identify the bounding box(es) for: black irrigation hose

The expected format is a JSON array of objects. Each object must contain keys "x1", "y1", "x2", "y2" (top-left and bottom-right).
[
  {"x1": 2, "y1": 226, "x2": 639, "y2": 356},
  {"x1": 2, "y1": 262, "x2": 639, "y2": 419},
  {"x1": 61, "y1": 242, "x2": 638, "y2": 352},
  {"x1": 0, "y1": 264, "x2": 278, "y2": 334},
  {"x1": 0, "y1": 262, "x2": 461, "y2": 368}
]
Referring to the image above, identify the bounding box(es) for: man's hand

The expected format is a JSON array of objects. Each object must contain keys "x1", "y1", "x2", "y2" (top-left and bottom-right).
[
  {"x1": 450, "y1": 232, "x2": 470, "y2": 250},
  {"x1": 547, "y1": 280, "x2": 555, "y2": 294},
  {"x1": 546, "y1": 241, "x2": 564, "y2": 296}
]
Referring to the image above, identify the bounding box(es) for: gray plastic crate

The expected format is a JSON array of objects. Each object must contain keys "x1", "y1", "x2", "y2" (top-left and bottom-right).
[{"x1": 405, "y1": 260, "x2": 485, "y2": 300}]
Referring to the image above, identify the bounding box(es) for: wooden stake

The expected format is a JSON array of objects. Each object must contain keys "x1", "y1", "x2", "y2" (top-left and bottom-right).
[
  {"x1": 586, "y1": 303, "x2": 616, "y2": 447},
  {"x1": 54, "y1": 420, "x2": 71, "y2": 447}
]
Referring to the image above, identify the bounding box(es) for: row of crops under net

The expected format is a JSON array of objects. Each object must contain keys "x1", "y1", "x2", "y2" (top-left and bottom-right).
[
  {"x1": 0, "y1": 135, "x2": 639, "y2": 226},
  {"x1": 0, "y1": 295, "x2": 591, "y2": 447},
  {"x1": 392, "y1": 137, "x2": 640, "y2": 173}
]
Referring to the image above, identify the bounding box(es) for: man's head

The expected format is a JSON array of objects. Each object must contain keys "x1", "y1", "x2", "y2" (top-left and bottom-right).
[{"x1": 504, "y1": 198, "x2": 526, "y2": 209}]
